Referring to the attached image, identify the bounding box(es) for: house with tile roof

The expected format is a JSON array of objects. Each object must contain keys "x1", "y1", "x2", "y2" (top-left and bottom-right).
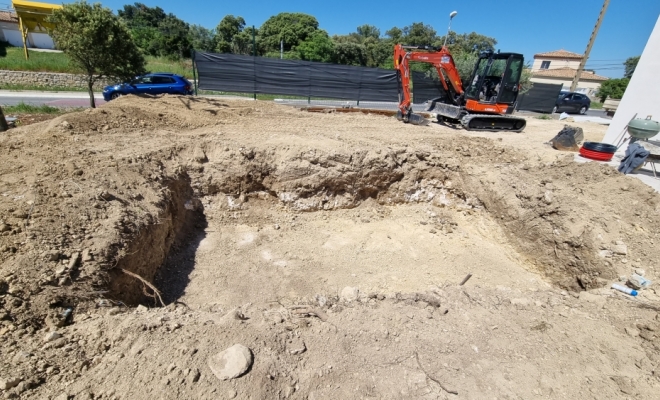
[{"x1": 530, "y1": 49, "x2": 608, "y2": 97}]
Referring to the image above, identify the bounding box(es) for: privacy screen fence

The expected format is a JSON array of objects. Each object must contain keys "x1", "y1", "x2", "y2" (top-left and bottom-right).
[
  {"x1": 193, "y1": 51, "x2": 445, "y2": 104},
  {"x1": 516, "y1": 83, "x2": 563, "y2": 113}
]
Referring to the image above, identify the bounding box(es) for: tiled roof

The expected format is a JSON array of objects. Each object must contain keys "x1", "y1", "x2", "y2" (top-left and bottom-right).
[
  {"x1": 0, "y1": 11, "x2": 18, "y2": 23},
  {"x1": 534, "y1": 49, "x2": 583, "y2": 59},
  {"x1": 532, "y1": 67, "x2": 608, "y2": 81}
]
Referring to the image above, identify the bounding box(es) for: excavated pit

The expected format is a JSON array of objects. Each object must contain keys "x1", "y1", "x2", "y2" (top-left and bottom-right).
[{"x1": 110, "y1": 144, "x2": 626, "y2": 308}]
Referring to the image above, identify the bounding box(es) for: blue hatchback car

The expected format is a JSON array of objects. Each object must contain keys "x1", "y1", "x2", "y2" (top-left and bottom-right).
[{"x1": 102, "y1": 73, "x2": 193, "y2": 101}]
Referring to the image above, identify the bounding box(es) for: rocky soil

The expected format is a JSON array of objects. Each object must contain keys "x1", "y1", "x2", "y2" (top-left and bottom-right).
[{"x1": 0, "y1": 95, "x2": 659, "y2": 399}]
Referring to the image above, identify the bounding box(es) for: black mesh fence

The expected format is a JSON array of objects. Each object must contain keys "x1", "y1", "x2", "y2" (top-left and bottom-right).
[
  {"x1": 411, "y1": 71, "x2": 447, "y2": 104},
  {"x1": 193, "y1": 51, "x2": 399, "y2": 102},
  {"x1": 516, "y1": 83, "x2": 563, "y2": 113}
]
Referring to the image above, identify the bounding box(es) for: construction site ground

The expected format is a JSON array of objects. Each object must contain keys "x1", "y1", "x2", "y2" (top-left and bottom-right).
[{"x1": 1, "y1": 95, "x2": 659, "y2": 400}]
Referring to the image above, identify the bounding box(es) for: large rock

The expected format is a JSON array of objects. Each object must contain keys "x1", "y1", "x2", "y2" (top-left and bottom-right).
[
  {"x1": 208, "y1": 344, "x2": 253, "y2": 380},
  {"x1": 0, "y1": 377, "x2": 21, "y2": 390}
]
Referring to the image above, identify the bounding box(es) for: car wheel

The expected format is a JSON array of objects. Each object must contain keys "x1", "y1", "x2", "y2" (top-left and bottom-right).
[
  {"x1": 579, "y1": 106, "x2": 588, "y2": 115},
  {"x1": 110, "y1": 92, "x2": 122, "y2": 100},
  {"x1": 552, "y1": 106, "x2": 558, "y2": 114}
]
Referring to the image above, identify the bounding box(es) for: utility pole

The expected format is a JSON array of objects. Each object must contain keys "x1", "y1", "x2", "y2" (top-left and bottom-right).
[{"x1": 571, "y1": 0, "x2": 609, "y2": 92}]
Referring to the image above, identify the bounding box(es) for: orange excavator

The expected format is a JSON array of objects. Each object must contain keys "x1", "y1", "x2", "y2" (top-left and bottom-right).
[{"x1": 394, "y1": 44, "x2": 527, "y2": 132}]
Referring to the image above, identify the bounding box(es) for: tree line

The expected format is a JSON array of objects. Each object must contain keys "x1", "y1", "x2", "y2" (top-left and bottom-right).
[{"x1": 118, "y1": 3, "x2": 497, "y2": 74}]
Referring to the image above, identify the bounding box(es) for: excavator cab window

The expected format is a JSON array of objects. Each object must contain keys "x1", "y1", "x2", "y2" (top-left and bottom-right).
[
  {"x1": 498, "y1": 56, "x2": 523, "y2": 104},
  {"x1": 464, "y1": 53, "x2": 524, "y2": 105}
]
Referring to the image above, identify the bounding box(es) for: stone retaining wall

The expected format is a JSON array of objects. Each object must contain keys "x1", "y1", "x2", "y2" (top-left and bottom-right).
[{"x1": 0, "y1": 69, "x2": 112, "y2": 89}]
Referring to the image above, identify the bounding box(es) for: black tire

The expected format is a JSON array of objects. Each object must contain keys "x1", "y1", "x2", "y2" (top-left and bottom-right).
[
  {"x1": 552, "y1": 105, "x2": 558, "y2": 114},
  {"x1": 582, "y1": 141, "x2": 617, "y2": 153},
  {"x1": 110, "y1": 92, "x2": 122, "y2": 100},
  {"x1": 579, "y1": 106, "x2": 588, "y2": 115}
]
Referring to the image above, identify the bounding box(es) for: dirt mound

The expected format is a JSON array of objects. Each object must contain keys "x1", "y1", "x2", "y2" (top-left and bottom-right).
[
  {"x1": 42, "y1": 95, "x2": 270, "y2": 135},
  {"x1": 1, "y1": 96, "x2": 660, "y2": 399}
]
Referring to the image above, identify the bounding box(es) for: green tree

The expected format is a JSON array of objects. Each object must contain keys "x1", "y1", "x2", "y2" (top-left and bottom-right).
[
  {"x1": 49, "y1": 1, "x2": 146, "y2": 108},
  {"x1": 231, "y1": 26, "x2": 259, "y2": 55},
  {"x1": 442, "y1": 31, "x2": 497, "y2": 54},
  {"x1": 259, "y1": 13, "x2": 319, "y2": 53},
  {"x1": 153, "y1": 14, "x2": 191, "y2": 59},
  {"x1": 385, "y1": 27, "x2": 403, "y2": 42},
  {"x1": 401, "y1": 22, "x2": 437, "y2": 46},
  {"x1": 118, "y1": 2, "x2": 165, "y2": 55},
  {"x1": 356, "y1": 24, "x2": 380, "y2": 40},
  {"x1": 118, "y1": 2, "x2": 166, "y2": 28},
  {"x1": 624, "y1": 56, "x2": 640, "y2": 79},
  {"x1": 597, "y1": 78, "x2": 629, "y2": 102},
  {"x1": 296, "y1": 30, "x2": 334, "y2": 62},
  {"x1": 188, "y1": 24, "x2": 215, "y2": 52},
  {"x1": 215, "y1": 15, "x2": 245, "y2": 53},
  {"x1": 332, "y1": 42, "x2": 367, "y2": 66}
]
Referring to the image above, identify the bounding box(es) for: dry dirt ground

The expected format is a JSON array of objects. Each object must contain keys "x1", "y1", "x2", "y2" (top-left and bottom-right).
[{"x1": 1, "y1": 95, "x2": 660, "y2": 400}]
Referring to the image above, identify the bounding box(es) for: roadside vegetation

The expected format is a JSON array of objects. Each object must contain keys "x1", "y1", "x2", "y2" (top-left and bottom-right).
[
  {"x1": 0, "y1": 45, "x2": 192, "y2": 77},
  {"x1": 2, "y1": 102, "x2": 62, "y2": 114}
]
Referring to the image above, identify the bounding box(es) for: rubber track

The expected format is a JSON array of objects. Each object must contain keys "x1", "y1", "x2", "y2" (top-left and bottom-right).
[{"x1": 461, "y1": 114, "x2": 526, "y2": 133}]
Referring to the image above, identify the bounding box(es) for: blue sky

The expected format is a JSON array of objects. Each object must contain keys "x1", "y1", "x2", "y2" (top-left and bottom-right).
[{"x1": 51, "y1": 1, "x2": 660, "y2": 77}]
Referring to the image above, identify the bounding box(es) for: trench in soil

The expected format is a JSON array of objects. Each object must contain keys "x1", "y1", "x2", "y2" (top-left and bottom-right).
[{"x1": 106, "y1": 160, "x2": 551, "y2": 307}]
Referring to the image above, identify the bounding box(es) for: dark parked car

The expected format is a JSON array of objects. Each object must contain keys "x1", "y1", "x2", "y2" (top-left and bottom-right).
[
  {"x1": 553, "y1": 92, "x2": 591, "y2": 115},
  {"x1": 102, "y1": 73, "x2": 193, "y2": 101}
]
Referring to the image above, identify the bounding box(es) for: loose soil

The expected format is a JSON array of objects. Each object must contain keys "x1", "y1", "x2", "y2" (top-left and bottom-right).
[{"x1": 1, "y1": 95, "x2": 659, "y2": 399}]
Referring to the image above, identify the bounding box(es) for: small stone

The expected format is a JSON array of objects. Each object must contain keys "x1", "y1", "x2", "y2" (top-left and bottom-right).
[
  {"x1": 0, "y1": 377, "x2": 21, "y2": 390},
  {"x1": 193, "y1": 147, "x2": 208, "y2": 163},
  {"x1": 136, "y1": 305, "x2": 148, "y2": 313},
  {"x1": 166, "y1": 363, "x2": 176, "y2": 373},
  {"x1": 67, "y1": 252, "x2": 80, "y2": 270},
  {"x1": 288, "y1": 339, "x2": 306, "y2": 355},
  {"x1": 60, "y1": 121, "x2": 72, "y2": 129},
  {"x1": 625, "y1": 327, "x2": 640, "y2": 337},
  {"x1": 44, "y1": 331, "x2": 62, "y2": 342},
  {"x1": 274, "y1": 224, "x2": 280, "y2": 230},
  {"x1": 543, "y1": 191, "x2": 553, "y2": 205},
  {"x1": 612, "y1": 244, "x2": 628, "y2": 256},
  {"x1": 227, "y1": 389, "x2": 238, "y2": 399},
  {"x1": 639, "y1": 330, "x2": 655, "y2": 341},
  {"x1": 0, "y1": 224, "x2": 9, "y2": 233},
  {"x1": 341, "y1": 286, "x2": 359, "y2": 302},
  {"x1": 635, "y1": 268, "x2": 645, "y2": 276},
  {"x1": 208, "y1": 344, "x2": 253, "y2": 380},
  {"x1": 511, "y1": 298, "x2": 530, "y2": 306},
  {"x1": 82, "y1": 249, "x2": 93, "y2": 262},
  {"x1": 316, "y1": 294, "x2": 327, "y2": 308}
]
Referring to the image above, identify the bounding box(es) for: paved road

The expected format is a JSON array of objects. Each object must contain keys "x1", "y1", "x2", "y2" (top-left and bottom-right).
[
  {"x1": 0, "y1": 91, "x2": 106, "y2": 107},
  {"x1": 0, "y1": 91, "x2": 609, "y2": 120}
]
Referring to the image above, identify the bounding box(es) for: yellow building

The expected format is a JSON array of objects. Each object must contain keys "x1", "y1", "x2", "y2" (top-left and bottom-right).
[{"x1": 11, "y1": 0, "x2": 62, "y2": 58}]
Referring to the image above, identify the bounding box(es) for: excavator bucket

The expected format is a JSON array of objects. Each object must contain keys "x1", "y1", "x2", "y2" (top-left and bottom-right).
[{"x1": 408, "y1": 113, "x2": 429, "y2": 126}]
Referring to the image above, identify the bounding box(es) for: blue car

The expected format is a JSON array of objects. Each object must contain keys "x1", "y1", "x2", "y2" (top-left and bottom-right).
[{"x1": 102, "y1": 73, "x2": 193, "y2": 101}]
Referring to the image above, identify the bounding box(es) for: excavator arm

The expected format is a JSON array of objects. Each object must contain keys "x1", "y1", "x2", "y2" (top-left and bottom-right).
[{"x1": 394, "y1": 44, "x2": 464, "y2": 119}]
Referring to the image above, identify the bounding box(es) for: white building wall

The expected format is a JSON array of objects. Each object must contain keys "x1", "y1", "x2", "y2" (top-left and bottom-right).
[
  {"x1": 531, "y1": 58, "x2": 581, "y2": 71},
  {"x1": 603, "y1": 15, "x2": 660, "y2": 144}
]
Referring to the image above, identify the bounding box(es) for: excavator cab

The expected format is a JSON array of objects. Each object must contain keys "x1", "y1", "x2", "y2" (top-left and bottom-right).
[{"x1": 463, "y1": 51, "x2": 524, "y2": 114}]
